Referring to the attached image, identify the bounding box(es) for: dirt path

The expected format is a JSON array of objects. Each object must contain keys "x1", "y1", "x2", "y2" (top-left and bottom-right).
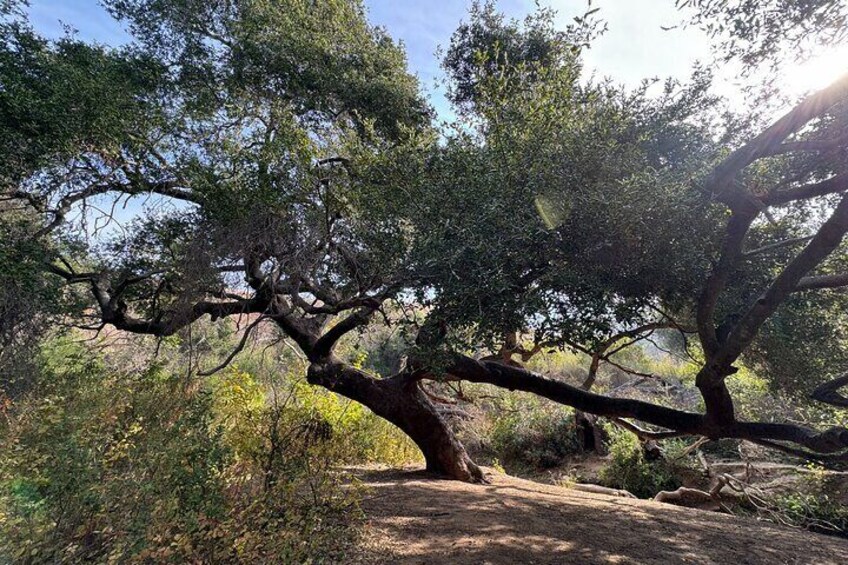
[{"x1": 352, "y1": 467, "x2": 848, "y2": 565}]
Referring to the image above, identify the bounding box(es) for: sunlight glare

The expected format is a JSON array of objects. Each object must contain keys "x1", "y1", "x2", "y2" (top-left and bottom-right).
[{"x1": 782, "y1": 45, "x2": 848, "y2": 94}]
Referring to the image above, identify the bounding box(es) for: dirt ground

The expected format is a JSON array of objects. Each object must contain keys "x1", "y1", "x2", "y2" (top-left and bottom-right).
[{"x1": 351, "y1": 466, "x2": 848, "y2": 565}]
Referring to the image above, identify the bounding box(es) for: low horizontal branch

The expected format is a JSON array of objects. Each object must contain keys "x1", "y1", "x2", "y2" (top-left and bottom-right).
[{"x1": 420, "y1": 354, "x2": 848, "y2": 457}]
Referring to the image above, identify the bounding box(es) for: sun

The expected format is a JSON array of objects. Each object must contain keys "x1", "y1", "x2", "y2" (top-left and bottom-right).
[{"x1": 782, "y1": 44, "x2": 848, "y2": 94}]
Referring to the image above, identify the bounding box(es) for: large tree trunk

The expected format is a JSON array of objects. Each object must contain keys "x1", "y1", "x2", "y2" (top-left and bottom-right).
[
  {"x1": 695, "y1": 365, "x2": 737, "y2": 426},
  {"x1": 307, "y1": 358, "x2": 484, "y2": 482}
]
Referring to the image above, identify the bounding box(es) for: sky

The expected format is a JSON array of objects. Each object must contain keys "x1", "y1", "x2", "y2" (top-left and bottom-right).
[
  {"x1": 25, "y1": 0, "x2": 848, "y2": 119},
  {"x1": 25, "y1": 0, "x2": 719, "y2": 120},
  {"x1": 19, "y1": 1, "x2": 848, "y2": 240}
]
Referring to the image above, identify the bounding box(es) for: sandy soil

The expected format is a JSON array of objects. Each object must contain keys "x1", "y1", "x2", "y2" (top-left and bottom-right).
[{"x1": 351, "y1": 466, "x2": 848, "y2": 565}]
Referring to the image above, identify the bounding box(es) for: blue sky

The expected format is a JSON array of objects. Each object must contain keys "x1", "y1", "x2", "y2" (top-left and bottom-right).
[{"x1": 27, "y1": 0, "x2": 716, "y2": 120}]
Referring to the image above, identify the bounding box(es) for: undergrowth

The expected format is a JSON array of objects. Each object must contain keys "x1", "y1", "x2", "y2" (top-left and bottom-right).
[
  {"x1": 598, "y1": 425, "x2": 691, "y2": 499},
  {"x1": 0, "y1": 336, "x2": 419, "y2": 563}
]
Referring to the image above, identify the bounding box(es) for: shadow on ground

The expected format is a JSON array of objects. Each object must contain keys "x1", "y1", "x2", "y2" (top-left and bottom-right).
[{"x1": 353, "y1": 467, "x2": 848, "y2": 565}]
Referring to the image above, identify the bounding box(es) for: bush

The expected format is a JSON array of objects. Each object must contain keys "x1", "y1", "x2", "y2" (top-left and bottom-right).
[
  {"x1": 754, "y1": 466, "x2": 848, "y2": 538},
  {"x1": 486, "y1": 394, "x2": 579, "y2": 470},
  {"x1": 0, "y1": 338, "x2": 363, "y2": 563},
  {"x1": 210, "y1": 366, "x2": 421, "y2": 470},
  {"x1": 598, "y1": 426, "x2": 684, "y2": 498},
  {"x1": 769, "y1": 492, "x2": 848, "y2": 537},
  {"x1": 216, "y1": 335, "x2": 422, "y2": 468}
]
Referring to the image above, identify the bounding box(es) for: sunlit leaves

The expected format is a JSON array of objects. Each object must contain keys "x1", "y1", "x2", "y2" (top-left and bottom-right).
[{"x1": 680, "y1": 0, "x2": 848, "y2": 70}]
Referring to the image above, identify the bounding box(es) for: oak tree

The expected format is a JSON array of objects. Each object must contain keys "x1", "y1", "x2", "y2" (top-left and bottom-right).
[{"x1": 4, "y1": 0, "x2": 848, "y2": 481}]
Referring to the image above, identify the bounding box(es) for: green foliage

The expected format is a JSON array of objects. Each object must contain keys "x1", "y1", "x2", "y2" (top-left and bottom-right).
[
  {"x1": 524, "y1": 347, "x2": 586, "y2": 378},
  {"x1": 599, "y1": 426, "x2": 684, "y2": 498},
  {"x1": 748, "y1": 289, "x2": 848, "y2": 394},
  {"x1": 302, "y1": 384, "x2": 421, "y2": 466},
  {"x1": 726, "y1": 363, "x2": 848, "y2": 433},
  {"x1": 490, "y1": 410, "x2": 579, "y2": 471},
  {"x1": 365, "y1": 5, "x2": 726, "y2": 354},
  {"x1": 0, "y1": 211, "x2": 67, "y2": 390},
  {"x1": 2, "y1": 0, "x2": 432, "y2": 339},
  {"x1": 750, "y1": 465, "x2": 848, "y2": 538},
  {"x1": 0, "y1": 10, "x2": 163, "y2": 190},
  {"x1": 681, "y1": 0, "x2": 848, "y2": 70},
  {"x1": 443, "y1": 1, "x2": 601, "y2": 115},
  {"x1": 0, "y1": 338, "x2": 365, "y2": 563},
  {"x1": 769, "y1": 491, "x2": 848, "y2": 537},
  {"x1": 105, "y1": 0, "x2": 427, "y2": 136},
  {"x1": 481, "y1": 392, "x2": 579, "y2": 471},
  {"x1": 211, "y1": 366, "x2": 421, "y2": 468}
]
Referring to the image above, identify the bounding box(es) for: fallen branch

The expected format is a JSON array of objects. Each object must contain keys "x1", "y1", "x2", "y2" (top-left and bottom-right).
[{"x1": 568, "y1": 483, "x2": 636, "y2": 499}]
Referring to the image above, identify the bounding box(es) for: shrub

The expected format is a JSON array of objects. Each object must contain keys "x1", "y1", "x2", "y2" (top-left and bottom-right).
[
  {"x1": 486, "y1": 394, "x2": 579, "y2": 471},
  {"x1": 769, "y1": 492, "x2": 848, "y2": 537},
  {"x1": 293, "y1": 380, "x2": 422, "y2": 466},
  {"x1": 0, "y1": 338, "x2": 362, "y2": 564},
  {"x1": 753, "y1": 465, "x2": 848, "y2": 538},
  {"x1": 212, "y1": 339, "x2": 422, "y2": 468},
  {"x1": 598, "y1": 425, "x2": 683, "y2": 498},
  {"x1": 210, "y1": 367, "x2": 421, "y2": 471}
]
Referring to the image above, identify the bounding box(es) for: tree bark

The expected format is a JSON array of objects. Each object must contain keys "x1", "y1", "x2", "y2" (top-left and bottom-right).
[
  {"x1": 307, "y1": 358, "x2": 484, "y2": 482},
  {"x1": 695, "y1": 368, "x2": 737, "y2": 426}
]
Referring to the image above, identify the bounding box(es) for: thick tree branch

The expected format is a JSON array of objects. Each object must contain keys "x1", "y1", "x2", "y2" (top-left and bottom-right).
[
  {"x1": 311, "y1": 304, "x2": 379, "y2": 360},
  {"x1": 48, "y1": 262, "x2": 268, "y2": 336},
  {"x1": 705, "y1": 73, "x2": 848, "y2": 200},
  {"x1": 711, "y1": 193, "x2": 848, "y2": 373},
  {"x1": 442, "y1": 354, "x2": 705, "y2": 431},
  {"x1": 101, "y1": 297, "x2": 267, "y2": 336},
  {"x1": 693, "y1": 78, "x2": 848, "y2": 426},
  {"x1": 795, "y1": 272, "x2": 848, "y2": 291},
  {"x1": 761, "y1": 135, "x2": 848, "y2": 157},
  {"x1": 765, "y1": 173, "x2": 848, "y2": 206},
  {"x1": 422, "y1": 353, "x2": 848, "y2": 458},
  {"x1": 44, "y1": 261, "x2": 99, "y2": 284},
  {"x1": 810, "y1": 373, "x2": 848, "y2": 407},
  {"x1": 697, "y1": 210, "x2": 758, "y2": 357},
  {"x1": 269, "y1": 306, "x2": 320, "y2": 355}
]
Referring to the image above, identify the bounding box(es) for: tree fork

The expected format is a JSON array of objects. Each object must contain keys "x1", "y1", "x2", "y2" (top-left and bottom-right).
[{"x1": 695, "y1": 365, "x2": 737, "y2": 427}]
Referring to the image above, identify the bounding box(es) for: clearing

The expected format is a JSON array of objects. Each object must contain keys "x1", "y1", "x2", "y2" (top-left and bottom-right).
[{"x1": 352, "y1": 467, "x2": 848, "y2": 565}]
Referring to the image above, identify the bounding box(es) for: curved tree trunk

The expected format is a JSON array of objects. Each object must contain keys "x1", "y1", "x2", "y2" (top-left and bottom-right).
[{"x1": 307, "y1": 358, "x2": 483, "y2": 482}]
